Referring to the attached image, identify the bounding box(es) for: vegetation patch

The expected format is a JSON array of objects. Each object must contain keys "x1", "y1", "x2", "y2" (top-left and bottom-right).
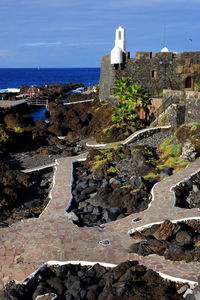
[
  {"x1": 96, "y1": 77, "x2": 152, "y2": 143},
  {"x1": 0, "y1": 126, "x2": 9, "y2": 143},
  {"x1": 157, "y1": 136, "x2": 188, "y2": 173},
  {"x1": 176, "y1": 122, "x2": 200, "y2": 154},
  {"x1": 88, "y1": 144, "x2": 129, "y2": 173}
]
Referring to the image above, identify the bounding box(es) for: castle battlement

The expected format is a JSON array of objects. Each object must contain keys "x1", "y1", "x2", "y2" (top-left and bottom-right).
[{"x1": 99, "y1": 26, "x2": 200, "y2": 102}]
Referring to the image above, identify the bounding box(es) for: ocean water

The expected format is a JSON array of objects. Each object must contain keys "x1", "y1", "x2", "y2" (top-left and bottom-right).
[
  {"x1": 0, "y1": 68, "x2": 100, "y2": 121},
  {"x1": 0, "y1": 68, "x2": 100, "y2": 90}
]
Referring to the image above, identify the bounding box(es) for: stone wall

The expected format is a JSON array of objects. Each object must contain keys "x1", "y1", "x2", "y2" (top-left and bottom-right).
[
  {"x1": 99, "y1": 51, "x2": 200, "y2": 102},
  {"x1": 185, "y1": 91, "x2": 200, "y2": 123},
  {"x1": 99, "y1": 55, "x2": 116, "y2": 102},
  {"x1": 154, "y1": 90, "x2": 200, "y2": 128},
  {"x1": 163, "y1": 90, "x2": 186, "y2": 104},
  {"x1": 154, "y1": 104, "x2": 181, "y2": 129}
]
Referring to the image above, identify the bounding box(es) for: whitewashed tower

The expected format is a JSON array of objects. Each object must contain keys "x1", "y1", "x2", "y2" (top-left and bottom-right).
[{"x1": 111, "y1": 26, "x2": 127, "y2": 64}]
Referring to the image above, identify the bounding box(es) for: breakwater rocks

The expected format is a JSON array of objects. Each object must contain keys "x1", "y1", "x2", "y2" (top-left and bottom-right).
[
  {"x1": 129, "y1": 219, "x2": 200, "y2": 263},
  {"x1": 0, "y1": 162, "x2": 54, "y2": 226},
  {"x1": 2, "y1": 261, "x2": 185, "y2": 299},
  {"x1": 20, "y1": 82, "x2": 85, "y2": 102},
  {"x1": 68, "y1": 160, "x2": 152, "y2": 227}
]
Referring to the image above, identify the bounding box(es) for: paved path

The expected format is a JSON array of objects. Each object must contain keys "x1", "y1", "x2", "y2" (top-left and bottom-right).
[
  {"x1": 86, "y1": 125, "x2": 171, "y2": 148},
  {"x1": 0, "y1": 100, "x2": 27, "y2": 108},
  {"x1": 0, "y1": 154, "x2": 200, "y2": 288}
]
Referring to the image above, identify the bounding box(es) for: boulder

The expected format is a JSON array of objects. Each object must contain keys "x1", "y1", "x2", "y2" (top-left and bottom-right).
[
  {"x1": 159, "y1": 166, "x2": 173, "y2": 178},
  {"x1": 2, "y1": 262, "x2": 184, "y2": 299},
  {"x1": 130, "y1": 146, "x2": 155, "y2": 176},
  {"x1": 164, "y1": 243, "x2": 193, "y2": 261},
  {"x1": 175, "y1": 230, "x2": 193, "y2": 244},
  {"x1": 67, "y1": 212, "x2": 79, "y2": 222},
  {"x1": 181, "y1": 140, "x2": 197, "y2": 161},
  {"x1": 153, "y1": 220, "x2": 178, "y2": 241}
]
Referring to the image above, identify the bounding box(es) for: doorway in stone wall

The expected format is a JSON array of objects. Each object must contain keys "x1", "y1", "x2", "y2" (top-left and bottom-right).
[{"x1": 185, "y1": 76, "x2": 192, "y2": 88}]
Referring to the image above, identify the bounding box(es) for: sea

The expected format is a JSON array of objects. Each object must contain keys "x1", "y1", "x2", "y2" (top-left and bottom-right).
[{"x1": 0, "y1": 68, "x2": 100, "y2": 121}]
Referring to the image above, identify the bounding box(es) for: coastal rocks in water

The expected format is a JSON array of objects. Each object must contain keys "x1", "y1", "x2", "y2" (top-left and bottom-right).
[
  {"x1": 2, "y1": 261, "x2": 184, "y2": 300},
  {"x1": 20, "y1": 82, "x2": 84, "y2": 101},
  {"x1": 129, "y1": 219, "x2": 200, "y2": 262}
]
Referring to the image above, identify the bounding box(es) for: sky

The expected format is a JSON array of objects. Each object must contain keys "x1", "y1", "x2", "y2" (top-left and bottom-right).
[{"x1": 0, "y1": 0, "x2": 199, "y2": 68}]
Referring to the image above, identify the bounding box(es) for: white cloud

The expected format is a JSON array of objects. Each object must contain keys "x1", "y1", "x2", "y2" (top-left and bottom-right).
[
  {"x1": 66, "y1": 41, "x2": 112, "y2": 47},
  {"x1": 23, "y1": 41, "x2": 111, "y2": 48},
  {"x1": 24, "y1": 42, "x2": 63, "y2": 47}
]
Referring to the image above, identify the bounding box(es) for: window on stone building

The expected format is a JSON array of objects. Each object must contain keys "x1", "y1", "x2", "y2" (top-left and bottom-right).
[
  {"x1": 118, "y1": 31, "x2": 121, "y2": 40},
  {"x1": 151, "y1": 70, "x2": 157, "y2": 79},
  {"x1": 185, "y1": 76, "x2": 192, "y2": 88}
]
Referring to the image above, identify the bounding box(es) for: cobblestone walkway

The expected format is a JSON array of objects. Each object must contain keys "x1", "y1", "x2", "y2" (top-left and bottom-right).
[{"x1": 0, "y1": 154, "x2": 200, "y2": 288}]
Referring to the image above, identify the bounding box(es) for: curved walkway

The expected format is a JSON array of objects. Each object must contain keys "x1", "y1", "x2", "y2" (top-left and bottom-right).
[
  {"x1": 86, "y1": 125, "x2": 171, "y2": 148},
  {"x1": 0, "y1": 153, "x2": 200, "y2": 288}
]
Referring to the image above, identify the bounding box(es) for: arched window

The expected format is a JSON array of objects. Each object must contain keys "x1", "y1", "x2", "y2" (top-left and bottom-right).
[
  {"x1": 185, "y1": 77, "x2": 192, "y2": 88},
  {"x1": 118, "y1": 31, "x2": 121, "y2": 40}
]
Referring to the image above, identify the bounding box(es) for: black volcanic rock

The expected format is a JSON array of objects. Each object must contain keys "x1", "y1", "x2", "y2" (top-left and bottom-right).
[
  {"x1": 20, "y1": 82, "x2": 84, "y2": 101},
  {"x1": 0, "y1": 162, "x2": 53, "y2": 226},
  {"x1": 2, "y1": 261, "x2": 184, "y2": 300},
  {"x1": 129, "y1": 220, "x2": 200, "y2": 263}
]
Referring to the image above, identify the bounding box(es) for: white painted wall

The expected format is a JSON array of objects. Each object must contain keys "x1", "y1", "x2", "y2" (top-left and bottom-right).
[
  {"x1": 111, "y1": 26, "x2": 126, "y2": 64},
  {"x1": 111, "y1": 46, "x2": 123, "y2": 64},
  {"x1": 115, "y1": 26, "x2": 126, "y2": 52}
]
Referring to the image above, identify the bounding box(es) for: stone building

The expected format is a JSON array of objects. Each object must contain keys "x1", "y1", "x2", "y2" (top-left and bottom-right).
[{"x1": 99, "y1": 26, "x2": 200, "y2": 102}]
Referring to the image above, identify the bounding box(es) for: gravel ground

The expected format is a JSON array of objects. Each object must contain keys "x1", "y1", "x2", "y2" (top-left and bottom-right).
[
  {"x1": 2, "y1": 151, "x2": 60, "y2": 170},
  {"x1": 129, "y1": 130, "x2": 174, "y2": 152},
  {"x1": 1, "y1": 131, "x2": 174, "y2": 170},
  {"x1": 1, "y1": 139, "x2": 90, "y2": 170}
]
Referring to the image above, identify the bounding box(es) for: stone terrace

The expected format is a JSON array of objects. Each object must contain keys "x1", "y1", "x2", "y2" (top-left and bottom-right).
[{"x1": 0, "y1": 154, "x2": 200, "y2": 289}]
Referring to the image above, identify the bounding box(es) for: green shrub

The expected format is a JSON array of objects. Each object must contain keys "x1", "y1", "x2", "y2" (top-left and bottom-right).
[
  {"x1": 107, "y1": 166, "x2": 119, "y2": 174},
  {"x1": 14, "y1": 127, "x2": 23, "y2": 133},
  {"x1": 0, "y1": 127, "x2": 9, "y2": 142},
  {"x1": 194, "y1": 80, "x2": 200, "y2": 91},
  {"x1": 144, "y1": 172, "x2": 160, "y2": 179}
]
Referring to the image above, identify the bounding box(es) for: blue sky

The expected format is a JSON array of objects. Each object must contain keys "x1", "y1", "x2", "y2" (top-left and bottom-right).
[{"x1": 0, "y1": 0, "x2": 199, "y2": 68}]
